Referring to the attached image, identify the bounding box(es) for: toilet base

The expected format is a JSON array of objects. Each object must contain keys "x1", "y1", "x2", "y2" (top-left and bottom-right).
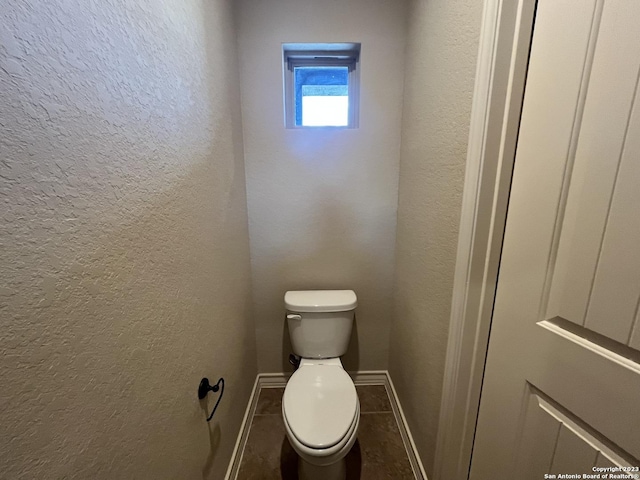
[{"x1": 298, "y1": 456, "x2": 346, "y2": 480}]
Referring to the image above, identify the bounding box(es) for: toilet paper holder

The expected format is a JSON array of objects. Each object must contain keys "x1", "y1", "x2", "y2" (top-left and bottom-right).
[{"x1": 198, "y1": 377, "x2": 225, "y2": 422}]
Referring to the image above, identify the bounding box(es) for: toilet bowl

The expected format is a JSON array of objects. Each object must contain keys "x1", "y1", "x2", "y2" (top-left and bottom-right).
[
  {"x1": 282, "y1": 290, "x2": 360, "y2": 480},
  {"x1": 282, "y1": 358, "x2": 359, "y2": 480}
]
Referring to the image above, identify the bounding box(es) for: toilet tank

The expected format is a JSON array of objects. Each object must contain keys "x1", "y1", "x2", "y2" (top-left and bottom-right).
[{"x1": 285, "y1": 290, "x2": 357, "y2": 359}]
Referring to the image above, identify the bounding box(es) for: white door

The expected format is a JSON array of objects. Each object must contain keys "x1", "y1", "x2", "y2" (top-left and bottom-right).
[{"x1": 470, "y1": 0, "x2": 640, "y2": 478}]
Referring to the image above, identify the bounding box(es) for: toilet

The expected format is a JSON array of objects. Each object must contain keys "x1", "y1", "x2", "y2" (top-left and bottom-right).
[{"x1": 282, "y1": 290, "x2": 360, "y2": 480}]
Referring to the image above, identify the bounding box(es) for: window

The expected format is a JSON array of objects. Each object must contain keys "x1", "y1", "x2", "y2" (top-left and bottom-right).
[{"x1": 283, "y1": 43, "x2": 361, "y2": 128}]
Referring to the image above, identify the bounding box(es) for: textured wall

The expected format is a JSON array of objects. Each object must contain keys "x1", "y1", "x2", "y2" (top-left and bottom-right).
[
  {"x1": 389, "y1": 0, "x2": 482, "y2": 476},
  {"x1": 237, "y1": 0, "x2": 406, "y2": 373},
  {"x1": 0, "y1": 1, "x2": 256, "y2": 478}
]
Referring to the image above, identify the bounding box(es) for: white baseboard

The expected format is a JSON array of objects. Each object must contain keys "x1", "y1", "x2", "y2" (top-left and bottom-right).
[
  {"x1": 349, "y1": 369, "x2": 388, "y2": 385},
  {"x1": 223, "y1": 375, "x2": 260, "y2": 480},
  {"x1": 224, "y1": 373, "x2": 289, "y2": 480},
  {"x1": 225, "y1": 370, "x2": 427, "y2": 480},
  {"x1": 254, "y1": 372, "x2": 290, "y2": 387},
  {"x1": 385, "y1": 373, "x2": 429, "y2": 480}
]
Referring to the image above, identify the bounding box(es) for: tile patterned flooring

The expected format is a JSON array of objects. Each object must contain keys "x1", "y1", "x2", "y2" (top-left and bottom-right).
[{"x1": 236, "y1": 385, "x2": 416, "y2": 479}]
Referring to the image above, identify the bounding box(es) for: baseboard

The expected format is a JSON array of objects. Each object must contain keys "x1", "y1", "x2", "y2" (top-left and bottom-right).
[
  {"x1": 353, "y1": 371, "x2": 427, "y2": 479},
  {"x1": 384, "y1": 372, "x2": 429, "y2": 480},
  {"x1": 241, "y1": 370, "x2": 388, "y2": 388},
  {"x1": 224, "y1": 373, "x2": 289, "y2": 480},
  {"x1": 255, "y1": 372, "x2": 290, "y2": 388},
  {"x1": 225, "y1": 371, "x2": 427, "y2": 480},
  {"x1": 349, "y1": 369, "x2": 388, "y2": 385},
  {"x1": 223, "y1": 375, "x2": 260, "y2": 480}
]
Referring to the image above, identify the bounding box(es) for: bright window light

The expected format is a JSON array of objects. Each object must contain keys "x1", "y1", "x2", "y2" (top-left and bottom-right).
[
  {"x1": 283, "y1": 43, "x2": 360, "y2": 128},
  {"x1": 302, "y1": 96, "x2": 349, "y2": 126},
  {"x1": 301, "y1": 83, "x2": 349, "y2": 126},
  {"x1": 295, "y1": 67, "x2": 348, "y2": 127}
]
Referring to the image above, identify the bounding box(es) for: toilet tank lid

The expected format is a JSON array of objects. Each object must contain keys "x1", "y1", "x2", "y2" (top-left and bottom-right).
[{"x1": 285, "y1": 290, "x2": 357, "y2": 312}]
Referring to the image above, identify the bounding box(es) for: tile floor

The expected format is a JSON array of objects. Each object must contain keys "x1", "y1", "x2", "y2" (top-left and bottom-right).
[{"x1": 236, "y1": 385, "x2": 416, "y2": 479}]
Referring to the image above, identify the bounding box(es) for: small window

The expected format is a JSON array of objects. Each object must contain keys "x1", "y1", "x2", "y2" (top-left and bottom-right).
[{"x1": 283, "y1": 43, "x2": 360, "y2": 128}]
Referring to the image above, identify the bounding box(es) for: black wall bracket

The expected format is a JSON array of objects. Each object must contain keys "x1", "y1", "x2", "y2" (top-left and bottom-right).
[{"x1": 198, "y1": 377, "x2": 225, "y2": 422}]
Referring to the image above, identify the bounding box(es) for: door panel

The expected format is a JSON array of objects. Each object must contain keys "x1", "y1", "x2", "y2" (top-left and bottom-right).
[
  {"x1": 515, "y1": 387, "x2": 636, "y2": 474},
  {"x1": 547, "y1": 0, "x2": 640, "y2": 343},
  {"x1": 470, "y1": 0, "x2": 640, "y2": 478},
  {"x1": 585, "y1": 107, "x2": 640, "y2": 343}
]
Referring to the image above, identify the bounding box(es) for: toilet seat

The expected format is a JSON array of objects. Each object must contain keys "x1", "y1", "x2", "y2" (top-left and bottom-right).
[
  {"x1": 284, "y1": 400, "x2": 360, "y2": 464},
  {"x1": 282, "y1": 365, "x2": 358, "y2": 450}
]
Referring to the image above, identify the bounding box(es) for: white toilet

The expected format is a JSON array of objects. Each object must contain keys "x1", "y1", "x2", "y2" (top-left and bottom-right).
[{"x1": 282, "y1": 290, "x2": 360, "y2": 480}]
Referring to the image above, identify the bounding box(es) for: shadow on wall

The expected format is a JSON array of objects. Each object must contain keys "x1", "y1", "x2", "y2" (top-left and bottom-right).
[
  {"x1": 2, "y1": 152, "x2": 254, "y2": 478},
  {"x1": 201, "y1": 423, "x2": 221, "y2": 479},
  {"x1": 1, "y1": 0, "x2": 255, "y2": 477},
  {"x1": 92, "y1": 156, "x2": 255, "y2": 477},
  {"x1": 272, "y1": 187, "x2": 394, "y2": 374}
]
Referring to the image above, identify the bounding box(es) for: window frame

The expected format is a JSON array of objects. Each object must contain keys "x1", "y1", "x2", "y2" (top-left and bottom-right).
[{"x1": 283, "y1": 43, "x2": 361, "y2": 129}]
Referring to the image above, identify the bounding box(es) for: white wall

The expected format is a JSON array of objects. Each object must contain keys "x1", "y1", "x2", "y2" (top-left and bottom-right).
[
  {"x1": 389, "y1": 0, "x2": 483, "y2": 476},
  {"x1": 0, "y1": 1, "x2": 256, "y2": 478},
  {"x1": 237, "y1": 0, "x2": 407, "y2": 372}
]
